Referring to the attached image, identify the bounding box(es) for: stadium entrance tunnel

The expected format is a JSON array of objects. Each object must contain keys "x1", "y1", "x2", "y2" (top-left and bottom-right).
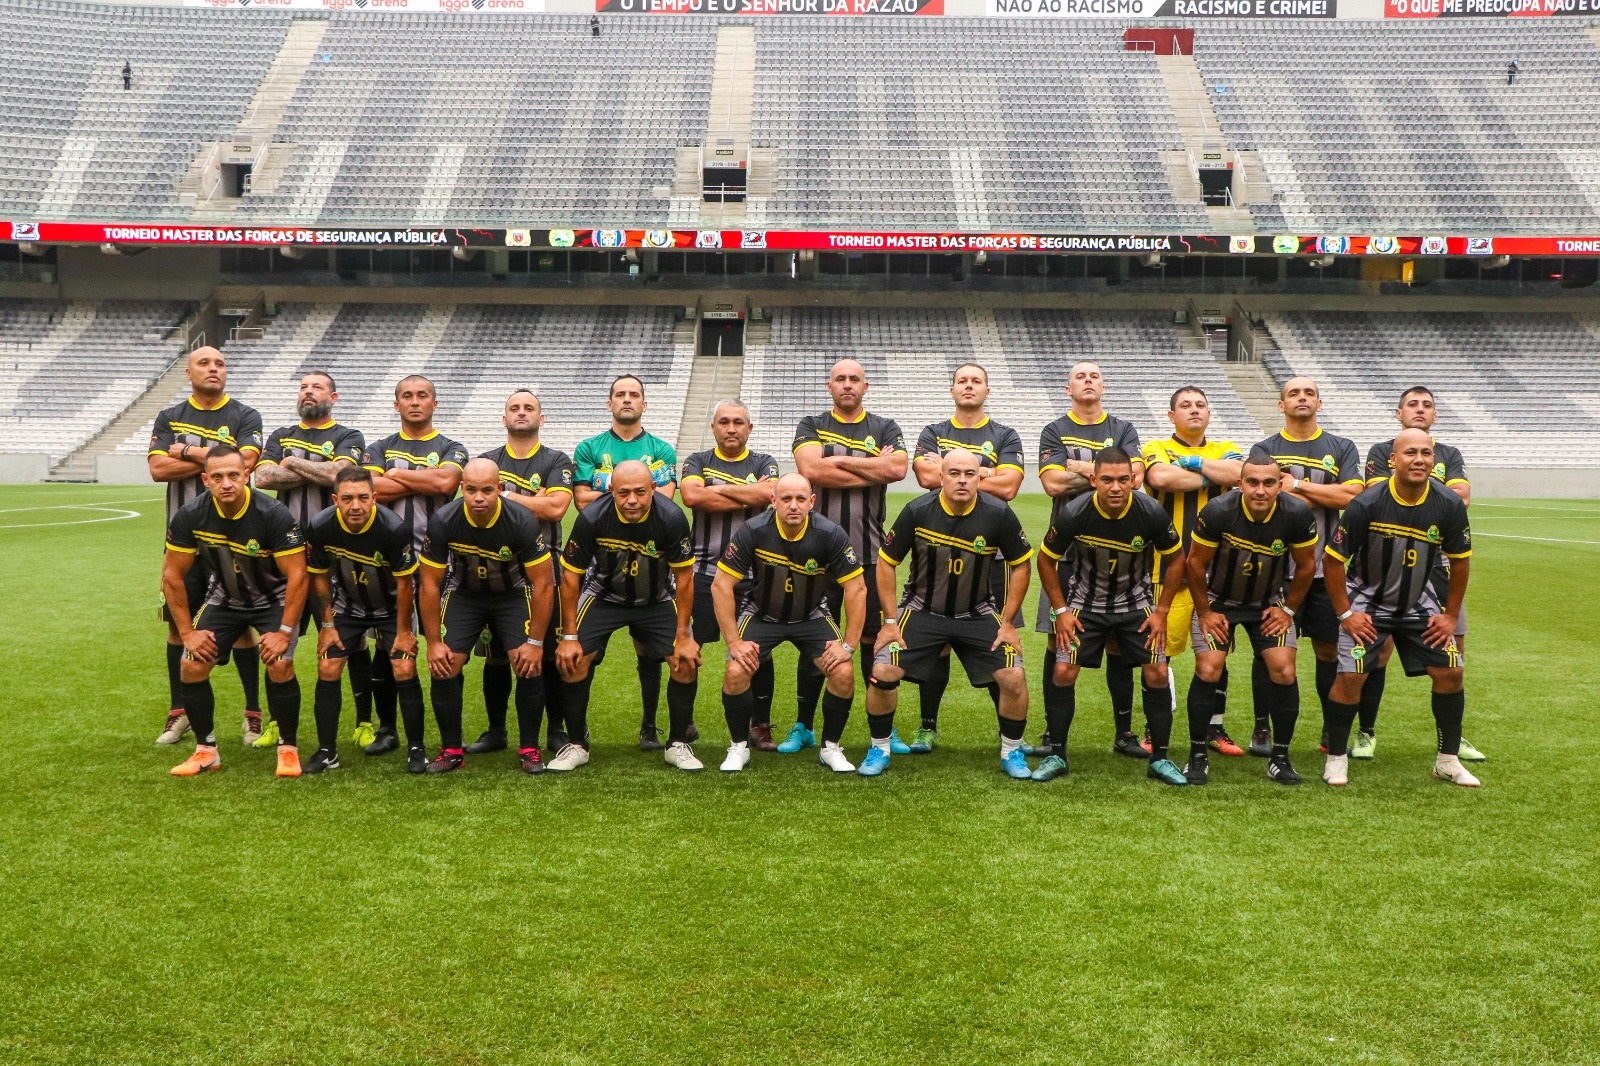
[{"x1": 699, "y1": 318, "x2": 744, "y2": 358}]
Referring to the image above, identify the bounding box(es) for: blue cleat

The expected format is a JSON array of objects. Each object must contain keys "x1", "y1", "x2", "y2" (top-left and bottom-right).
[
  {"x1": 1030, "y1": 754, "x2": 1069, "y2": 781},
  {"x1": 1001, "y1": 749, "x2": 1032, "y2": 779},
  {"x1": 857, "y1": 746, "x2": 891, "y2": 777},
  {"x1": 889, "y1": 728, "x2": 911, "y2": 755},
  {"x1": 1147, "y1": 758, "x2": 1189, "y2": 786},
  {"x1": 775, "y1": 723, "x2": 816, "y2": 754}
]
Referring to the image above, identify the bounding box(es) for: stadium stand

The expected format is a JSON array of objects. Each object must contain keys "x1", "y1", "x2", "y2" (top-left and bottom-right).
[
  {"x1": 1193, "y1": 20, "x2": 1600, "y2": 233},
  {"x1": 0, "y1": 300, "x2": 187, "y2": 463},
  {"x1": 742, "y1": 307, "x2": 1262, "y2": 462},
  {"x1": 0, "y1": 0, "x2": 291, "y2": 221},
  {"x1": 109, "y1": 303, "x2": 691, "y2": 457},
  {"x1": 1258, "y1": 311, "x2": 1600, "y2": 464}
]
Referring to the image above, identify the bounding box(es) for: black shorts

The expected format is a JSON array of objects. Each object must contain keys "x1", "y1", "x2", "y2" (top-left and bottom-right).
[
  {"x1": 824, "y1": 572, "x2": 884, "y2": 643},
  {"x1": 693, "y1": 571, "x2": 751, "y2": 646},
  {"x1": 1058, "y1": 610, "x2": 1166, "y2": 669},
  {"x1": 322, "y1": 615, "x2": 411, "y2": 661},
  {"x1": 481, "y1": 585, "x2": 562, "y2": 660},
  {"x1": 1298, "y1": 578, "x2": 1340, "y2": 646},
  {"x1": 441, "y1": 588, "x2": 534, "y2": 656},
  {"x1": 1339, "y1": 616, "x2": 1464, "y2": 677},
  {"x1": 734, "y1": 609, "x2": 840, "y2": 663},
  {"x1": 877, "y1": 609, "x2": 1023, "y2": 687},
  {"x1": 1191, "y1": 609, "x2": 1298, "y2": 656},
  {"x1": 189, "y1": 601, "x2": 296, "y2": 663},
  {"x1": 1428, "y1": 566, "x2": 1468, "y2": 635},
  {"x1": 161, "y1": 556, "x2": 213, "y2": 624},
  {"x1": 573, "y1": 592, "x2": 677, "y2": 662}
]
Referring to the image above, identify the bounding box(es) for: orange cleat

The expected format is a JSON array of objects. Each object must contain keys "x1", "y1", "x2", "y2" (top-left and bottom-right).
[
  {"x1": 171, "y1": 746, "x2": 221, "y2": 777},
  {"x1": 275, "y1": 746, "x2": 302, "y2": 778},
  {"x1": 1208, "y1": 727, "x2": 1246, "y2": 757}
]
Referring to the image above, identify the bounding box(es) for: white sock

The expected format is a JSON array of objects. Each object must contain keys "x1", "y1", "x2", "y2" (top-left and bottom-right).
[
  {"x1": 730, "y1": 741, "x2": 748, "y2": 752},
  {"x1": 872, "y1": 736, "x2": 891, "y2": 754},
  {"x1": 1000, "y1": 734, "x2": 1021, "y2": 755},
  {"x1": 1209, "y1": 712, "x2": 1224, "y2": 726}
]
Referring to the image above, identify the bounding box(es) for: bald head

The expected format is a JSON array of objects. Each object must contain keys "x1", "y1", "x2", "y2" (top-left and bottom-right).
[
  {"x1": 462, "y1": 457, "x2": 500, "y2": 484},
  {"x1": 185, "y1": 345, "x2": 227, "y2": 399},
  {"x1": 1068, "y1": 361, "x2": 1104, "y2": 407},
  {"x1": 1278, "y1": 376, "x2": 1323, "y2": 426},
  {"x1": 610, "y1": 460, "x2": 656, "y2": 520},
  {"x1": 1391, "y1": 427, "x2": 1437, "y2": 488},
  {"x1": 941, "y1": 448, "x2": 982, "y2": 506},
  {"x1": 827, "y1": 359, "x2": 868, "y2": 415},
  {"x1": 775, "y1": 471, "x2": 813, "y2": 496},
  {"x1": 461, "y1": 457, "x2": 505, "y2": 520},
  {"x1": 772, "y1": 471, "x2": 815, "y2": 531}
]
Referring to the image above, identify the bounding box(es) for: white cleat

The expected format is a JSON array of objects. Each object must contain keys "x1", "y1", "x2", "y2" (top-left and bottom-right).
[
  {"x1": 1323, "y1": 753, "x2": 1349, "y2": 787},
  {"x1": 665, "y1": 741, "x2": 704, "y2": 771},
  {"x1": 241, "y1": 715, "x2": 262, "y2": 747},
  {"x1": 1433, "y1": 754, "x2": 1481, "y2": 788},
  {"x1": 546, "y1": 743, "x2": 591, "y2": 772},
  {"x1": 817, "y1": 741, "x2": 855, "y2": 773},
  {"x1": 155, "y1": 713, "x2": 190, "y2": 746},
  {"x1": 720, "y1": 742, "x2": 751, "y2": 773}
]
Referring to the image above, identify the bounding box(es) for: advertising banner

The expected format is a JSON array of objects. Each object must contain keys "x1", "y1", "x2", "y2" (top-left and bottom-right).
[
  {"x1": 1385, "y1": 0, "x2": 1600, "y2": 16},
  {"x1": 985, "y1": 0, "x2": 1335, "y2": 17},
  {"x1": 596, "y1": 0, "x2": 942, "y2": 14},
  {"x1": 183, "y1": 0, "x2": 545, "y2": 12}
]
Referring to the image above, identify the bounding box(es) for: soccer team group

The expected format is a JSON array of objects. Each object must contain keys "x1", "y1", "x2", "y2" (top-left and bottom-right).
[{"x1": 150, "y1": 344, "x2": 1483, "y2": 788}]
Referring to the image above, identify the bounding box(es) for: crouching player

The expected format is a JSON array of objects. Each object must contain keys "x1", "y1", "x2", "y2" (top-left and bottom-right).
[
  {"x1": 163, "y1": 444, "x2": 308, "y2": 778},
  {"x1": 713, "y1": 473, "x2": 866, "y2": 773},
  {"x1": 1182, "y1": 450, "x2": 1318, "y2": 786},
  {"x1": 304, "y1": 466, "x2": 428, "y2": 774}
]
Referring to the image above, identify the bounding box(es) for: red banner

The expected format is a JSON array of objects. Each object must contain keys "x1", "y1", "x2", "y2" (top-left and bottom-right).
[
  {"x1": 1385, "y1": 0, "x2": 1600, "y2": 16},
  {"x1": 595, "y1": 0, "x2": 943, "y2": 13}
]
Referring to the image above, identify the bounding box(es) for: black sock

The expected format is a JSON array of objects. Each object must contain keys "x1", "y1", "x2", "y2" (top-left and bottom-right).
[
  {"x1": 1043, "y1": 648, "x2": 1076, "y2": 748},
  {"x1": 820, "y1": 689, "x2": 852, "y2": 744},
  {"x1": 370, "y1": 652, "x2": 398, "y2": 733},
  {"x1": 543, "y1": 664, "x2": 567, "y2": 738},
  {"x1": 1251, "y1": 656, "x2": 1272, "y2": 733},
  {"x1": 234, "y1": 646, "x2": 261, "y2": 712},
  {"x1": 482, "y1": 660, "x2": 512, "y2": 735},
  {"x1": 723, "y1": 688, "x2": 754, "y2": 744},
  {"x1": 314, "y1": 678, "x2": 343, "y2": 750},
  {"x1": 1187, "y1": 674, "x2": 1218, "y2": 750},
  {"x1": 638, "y1": 655, "x2": 665, "y2": 729},
  {"x1": 1325, "y1": 698, "x2": 1359, "y2": 756},
  {"x1": 1143, "y1": 682, "x2": 1173, "y2": 761},
  {"x1": 348, "y1": 643, "x2": 373, "y2": 723},
  {"x1": 396, "y1": 676, "x2": 426, "y2": 749},
  {"x1": 564, "y1": 673, "x2": 594, "y2": 749},
  {"x1": 1358, "y1": 665, "x2": 1387, "y2": 735},
  {"x1": 1315, "y1": 657, "x2": 1337, "y2": 723},
  {"x1": 999, "y1": 715, "x2": 1025, "y2": 741},
  {"x1": 920, "y1": 654, "x2": 951, "y2": 729},
  {"x1": 796, "y1": 657, "x2": 824, "y2": 730},
  {"x1": 182, "y1": 678, "x2": 216, "y2": 742},
  {"x1": 514, "y1": 675, "x2": 546, "y2": 750},
  {"x1": 1432, "y1": 689, "x2": 1465, "y2": 756},
  {"x1": 666, "y1": 678, "x2": 697, "y2": 744},
  {"x1": 1106, "y1": 652, "x2": 1134, "y2": 735},
  {"x1": 1269, "y1": 679, "x2": 1299, "y2": 754},
  {"x1": 166, "y1": 642, "x2": 184, "y2": 709},
  {"x1": 867, "y1": 711, "x2": 895, "y2": 741},
  {"x1": 432, "y1": 674, "x2": 466, "y2": 751},
  {"x1": 751, "y1": 657, "x2": 775, "y2": 727},
  {"x1": 266, "y1": 677, "x2": 301, "y2": 747}
]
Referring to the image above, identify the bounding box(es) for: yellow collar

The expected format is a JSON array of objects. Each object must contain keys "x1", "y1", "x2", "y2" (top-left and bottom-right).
[
  {"x1": 715, "y1": 447, "x2": 751, "y2": 463},
  {"x1": 1068, "y1": 409, "x2": 1106, "y2": 427},
  {"x1": 337, "y1": 507, "x2": 377, "y2": 535},
  {"x1": 399, "y1": 428, "x2": 439, "y2": 442},
  {"x1": 505, "y1": 440, "x2": 541, "y2": 460},
  {"x1": 777, "y1": 515, "x2": 810, "y2": 542},
  {"x1": 1093, "y1": 493, "x2": 1133, "y2": 520},
  {"x1": 1388, "y1": 476, "x2": 1429, "y2": 507},
  {"x1": 465, "y1": 498, "x2": 503, "y2": 528},
  {"x1": 831, "y1": 407, "x2": 868, "y2": 424},
  {"x1": 615, "y1": 502, "x2": 650, "y2": 525},
  {"x1": 213, "y1": 485, "x2": 251, "y2": 518},
  {"x1": 298, "y1": 418, "x2": 336, "y2": 431},
  {"x1": 1280, "y1": 426, "x2": 1324, "y2": 444},
  {"x1": 1242, "y1": 499, "x2": 1277, "y2": 524},
  {"x1": 950, "y1": 413, "x2": 990, "y2": 430},
  {"x1": 939, "y1": 493, "x2": 977, "y2": 517},
  {"x1": 189, "y1": 393, "x2": 229, "y2": 412}
]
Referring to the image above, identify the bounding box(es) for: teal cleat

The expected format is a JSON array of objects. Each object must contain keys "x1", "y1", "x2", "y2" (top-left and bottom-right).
[
  {"x1": 1148, "y1": 758, "x2": 1189, "y2": 786},
  {"x1": 889, "y1": 729, "x2": 911, "y2": 755},
  {"x1": 1031, "y1": 754, "x2": 1069, "y2": 781},
  {"x1": 775, "y1": 723, "x2": 816, "y2": 754},
  {"x1": 1001, "y1": 749, "x2": 1031, "y2": 779},
  {"x1": 908, "y1": 727, "x2": 938, "y2": 754},
  {"x1": 857, "y1": 746, "x2": 891, "y2": 777}
]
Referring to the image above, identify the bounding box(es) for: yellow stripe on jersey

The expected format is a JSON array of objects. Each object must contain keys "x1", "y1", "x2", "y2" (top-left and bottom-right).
[
  {"x1": 752, "y1": 547, "x2": 832, "y2": 575},
  {"x1": 716, "y1": 561, "x2": 747, "y2": 579},
  {"x1": 912, "y1": 527, "x2": 997, "y2": 554},
  {"x1": 165, "y1": 542, "x2": 198, "y2": 554},
  {"x1": 1074, "y1": 534, "x2": 1145, "y2": 553},
  {"x1": 1368, "y1": 521, "x2": 1436, "y2": 541},
  {"x1": 1220, "y1": 532, "x2": 1290, "y2": 556}
]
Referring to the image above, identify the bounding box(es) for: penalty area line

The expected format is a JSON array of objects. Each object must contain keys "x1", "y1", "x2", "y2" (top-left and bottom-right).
[
  {"x1": 0, "y1": 506, "x2": 143, "y2": 529},
  {"x1": 0, "y1": 496, "x2": 163, "y2": 514},
  {"x1": 1473, "y1": 532, "x2": 1600, "y2": 546}
]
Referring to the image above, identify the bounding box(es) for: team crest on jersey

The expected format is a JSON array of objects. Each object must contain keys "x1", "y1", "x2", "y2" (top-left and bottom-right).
[
  {"x1": 1432, "y1": 463, "x2": 1446, "y2": 479},
  {"x1": 1322, "y1": 456, "x2": 1336, "y2": 472},
  {"x1": 973, "y1": 536, "x2": 987, "y2": 552},
  {"x1": 980, "y1": 441, "x2": 996, "y2": 459},
  {"x1": 1270, "y1": 539, "x2": 1285, "y2": 555},
  {"x1": 745, "y1": 473, "x2": 757, "y2": 483},
  {"x1": 529, "y1": 474, "x2": 542, "y2": 490},
  {"x1": 244, "y1": 538, "x2": 261, "y2": 557},
  {"x1": 218, "y1": 426, "x2": 232, "y2": 441},
  {"x1": 643, "y1": 540, "x2": 660, "y2": 558},
  {"x1": 373, "y1": 550, "x2": 386, "y2": 566},
  {"x1": 426, "y1": 452, "x2": 440, "y2": 468},
  {"x1": 1426, "y1": 525, "x2": 1442, "y2": 544},
  {"x1": 1130, "y1": 536, "x2": 1145, "y2": 551},
  {"x1": 320, "y1": 441, "x2": 335, "y2": 457},
  {"x1": 1103, "y1": 437, "x2": 1114, "y2": 448},
  {"x1": 805, "y1": 558, "x2": 819, "y2": 575},
  {"x1": 862, "y1": 436, "x2": 876, "y2": 453},
  {"x1": 498, "y1": 545, "x2": 513, "y2": 560}
]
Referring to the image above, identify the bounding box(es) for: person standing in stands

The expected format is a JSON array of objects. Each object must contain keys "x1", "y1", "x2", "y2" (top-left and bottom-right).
[
  {"x1": 122, "y1": 61, "x2": 132, "y2": 91},
  {"x1": 1507, "y1": 59, "x2": 1519, "y2": 85},
  {"x1": 590, "y1": 14, "x2": 601, "y2": 36}
]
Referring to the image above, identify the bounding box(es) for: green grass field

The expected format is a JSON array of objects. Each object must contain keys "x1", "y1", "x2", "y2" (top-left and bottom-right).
[{"x1": 2, "y1": 484, "x2": 1597, "y2": 1065}]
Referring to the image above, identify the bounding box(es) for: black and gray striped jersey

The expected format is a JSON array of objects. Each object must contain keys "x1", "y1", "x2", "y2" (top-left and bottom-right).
[
  {"x1": 362, "y1": 429, "x2": 470, "y2": 550},
  {"x1": 793, "y1": 410, "x2": 907, "y2": 566},
  {"x1": 1327, "y1": 479, "x2": 1471, "y2": 621},
  {"x1": 149, "y1": 394, "x2": 264, "y2": 522},
  {"x1": 305, "y1": 504, "x2": 418, "y2": 620},
  {"x1": 881, "y1": 491, "x2": 1033, "y2": 619},
  {"x1": 259, "y1": 421, "x2": 365, "y2": 529},
  {"x1": 1038, "y1": 411, "x2": 1142, "y2": 520},
  {"x1": 164, "y1": 487, "x2": 303, "y2": 611},
  {"x1": 562, "y1": 494, "x2": 695, "y2": 607},
  {"x1": 421, "y1": 497, "x2": 550, "y2": 596},
  {"x1": 914, "y1": 417, "x2": 1025, "y2": 478},
  {"x1": 479, "y1": 442, "x2": 575, "y2": 561},
  {"x1": 719, "y1": 510, "x2": 862, "y2": 625},
  {"x1": 1364, "y1": 437, "x2": 1468, "y2": 491},
  {"x1": 1254, "y1": 428, "x2": 1364, "y2": 579},
  {"x1": 1041, "y1": 491, "x2": 1179, "y2": 614},
  {"x1": 1190, "y1": 491, "x2": 1319, "y2": 612},
  {"x1": 682, "y1": 446, "x2": 779, "y2": 577}
]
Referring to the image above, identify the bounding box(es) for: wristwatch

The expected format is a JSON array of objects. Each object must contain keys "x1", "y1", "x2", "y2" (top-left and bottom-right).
[
  {"x1": 527, "y1": 638, "x2": 544, "y2": 648},
  {"x1": 839, "y1": 642, "x2": 853, "y2": 655},
  {"x1": 1050, "y1": 605, "x2": 1071, "y2": 618},
  {"x1": 560, "y1": 634, "x2": 580, "y2": 642},
  {"x1": 1336, "y1": 608, "x2": 1355, "y2": 622},
  {"x1": 319, "y1": 621, "x2": 335, "y2": 630}
]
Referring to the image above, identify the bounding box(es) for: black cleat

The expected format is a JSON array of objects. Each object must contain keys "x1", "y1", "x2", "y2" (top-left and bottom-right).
[
  {"x1": 1033, "y1": 731, "x2": 1057, "y2": 758},
  {"x1": 425, "y1": 750, "x2": 465, "y2": 775},
  {"x1": 638, "y1": 726, "x2": 663, "y2": 751},
  {"x1": 1113, "y1": 731, "x2": 1148, "y2": 759},
  {"x1": 1268, "y1": 755, "x2": 1302, "y2": 786},
  {"x1": 548, "y1": 728, "x2": 570, "y2": 752},
  {"x1": 519, "y1": 748, "x2": 545, "y2": 775},
  {"x1": 1183, "y1": 753, "x2": 1210, "y2": 785},
  {"x1": 304, "y1": 748, "x2": 341, "y2": 775},
  {"x1": 405, "y1": 746, "x2": 429, "y2": 774},
  {"x1": 464, "y1": 729, "x2": 507, "y2": 755},
  {"x1": 685, "y1": 721, "x2": 700, "y2": 744},
  {"x1": 1248, "y1": 727, "x2": 1273, "y2": 758},
  {"x1": 365, "y1": 728, "x2": 400, "y2": 756}
]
